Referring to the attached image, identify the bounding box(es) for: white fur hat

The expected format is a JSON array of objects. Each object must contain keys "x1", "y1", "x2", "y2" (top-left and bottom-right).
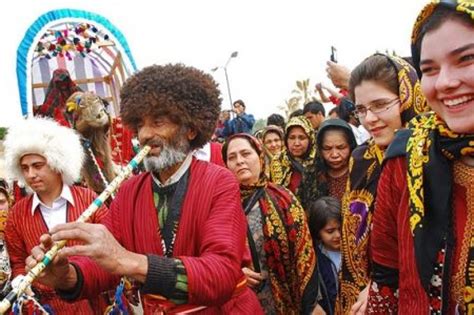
[{"x1": 4, "y1": 118, "x2": 84, "y2": 186}]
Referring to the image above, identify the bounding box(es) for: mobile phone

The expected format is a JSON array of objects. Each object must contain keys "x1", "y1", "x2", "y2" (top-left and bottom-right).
[{"x1": 330, "y1": 46, "x2": 338, "y2": 63}]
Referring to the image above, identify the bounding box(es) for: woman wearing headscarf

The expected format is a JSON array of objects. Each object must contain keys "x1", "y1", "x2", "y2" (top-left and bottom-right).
[
  {"x1": 269, "y1": 116, "x2": 322, "y2": 210},
  {"x1": 368, "y1": 1, "x2": 474, "y2": 313},
  {"x1": 261, "y1": 125, "x2": 285, "y2": 177},
  {"x1": 314, "y1": 118, "x2": 357, "y2": 201},
  {"x1": 223, "y1": 133, "x2": 319, "y2": 315},
  {"x1": 336, "y1": 53, "x2": 429, "y2": 314}
]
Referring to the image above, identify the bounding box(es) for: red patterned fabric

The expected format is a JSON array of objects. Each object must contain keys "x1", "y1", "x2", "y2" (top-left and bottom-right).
[
  {"x1": 5, "y1": 186, "x2": 108, "y2": 314},
  {"x1": 12, "y1": 181, "x2": 27, "y2": 204},
  {"x1": 73, "y1": 159, "x2": 262, "y2": 314},
  {"x1": 110, "y1": 117, "x2": 134, "y2": 166},
  {"x1": 287, "y1": 171, "x2": 302, "y2": 195},
  {"x1": 209, "y1": 142, "x2": 225, "y2": 167},
  {"x1": 35, "y1": 69, "x2": 81, "y2": 127},
  {"x1": 369, "y1": 157, "x2": 470, "y2": 314},
  {"x1": 258, "y1": 183, "x2": 316, "y2": 313}
]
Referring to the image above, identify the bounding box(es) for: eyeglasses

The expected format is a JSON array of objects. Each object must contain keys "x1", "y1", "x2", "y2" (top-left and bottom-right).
[{"x1": 354, "y1": 97, "x2": 400, "y2": 119}]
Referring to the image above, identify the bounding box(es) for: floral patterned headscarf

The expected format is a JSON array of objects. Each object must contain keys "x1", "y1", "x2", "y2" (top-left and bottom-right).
[
  {"x1": 338, "y1": 53, "x2": 429, "y2": 313},
  {"x1": 222, "y1": 133, "x2": 316, "y2": 313},
  {"x1": 269, "y1": 116, "x2": 321, "y2": 208}
]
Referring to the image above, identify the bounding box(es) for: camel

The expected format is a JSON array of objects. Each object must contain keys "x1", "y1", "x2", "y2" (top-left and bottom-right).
[{"x1": 65, "y1": 91, "x2": 116, "y2": 194}]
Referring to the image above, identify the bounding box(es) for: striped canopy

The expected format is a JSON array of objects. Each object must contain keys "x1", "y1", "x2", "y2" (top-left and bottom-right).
[{"x1": 17, "y1": 9, "x2": 137, "y2": 117}]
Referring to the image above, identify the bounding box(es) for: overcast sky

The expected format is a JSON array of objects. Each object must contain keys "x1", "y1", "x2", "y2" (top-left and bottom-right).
[{"x1": 0, "y1": 0, "x2": 427, "y2": 126}]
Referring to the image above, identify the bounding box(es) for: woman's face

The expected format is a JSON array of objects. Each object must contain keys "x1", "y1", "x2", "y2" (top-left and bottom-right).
[
  {"x1": 263, "y1": 131, "x2": 283, "y2": 155},
  {"x1": 320, "y1": 129, "x2": 351, "y2": 173},
  {"x1": 354, "y1": 80, "x2": 402, "y2": 148},
  {"x1": 287, "y1": 126, "x2": 310, "y2": 158},
  {"x1": 226, "y1": 138, "x2": 261, "y2": 185},
  {"x1": 420, "y1": 19, "x2": 474, "y2": 134}
]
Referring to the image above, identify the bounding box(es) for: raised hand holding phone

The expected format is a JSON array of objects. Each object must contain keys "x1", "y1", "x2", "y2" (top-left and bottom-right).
[{"x1": 330, "y1": 46, "x2": 338, "y2": 63}]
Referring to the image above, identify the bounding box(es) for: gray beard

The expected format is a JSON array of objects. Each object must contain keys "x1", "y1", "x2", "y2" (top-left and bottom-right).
[
  {"x1": 144, "y1": 148, "x2": 187, "y2": 172},
  {"x1": 143, "y1": 133, "x2": 190, "y2": 172}
]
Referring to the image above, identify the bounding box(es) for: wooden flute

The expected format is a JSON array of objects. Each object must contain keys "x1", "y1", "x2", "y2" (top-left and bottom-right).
[{"x1": 0, "y1": 145, "x2": 151, "y2": 314}]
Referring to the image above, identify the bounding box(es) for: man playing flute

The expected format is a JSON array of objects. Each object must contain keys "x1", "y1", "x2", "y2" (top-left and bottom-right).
[{"x1": 27, "y1": 64, "x2": 262, "y2": 314}]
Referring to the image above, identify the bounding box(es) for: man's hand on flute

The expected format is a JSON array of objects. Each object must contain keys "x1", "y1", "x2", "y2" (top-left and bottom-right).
[
  {"x1": 25, "y1": 234, "x2": 77, "y2": 290},
  {"x1": 27, "y1": 222, "x2": 148, "y2": 285}
]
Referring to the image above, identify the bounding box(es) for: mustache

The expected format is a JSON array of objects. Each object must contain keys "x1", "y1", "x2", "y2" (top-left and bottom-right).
[{"x1": 144, "y1": 139, "x2": 164, "y2": 148}]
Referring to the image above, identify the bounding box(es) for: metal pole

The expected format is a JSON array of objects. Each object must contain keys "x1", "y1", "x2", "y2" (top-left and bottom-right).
[
  {"x1": 223, "y1": 67, "x2": 233, "y2": 110},
  {"x1": 212, "y1": 51, "x2": 238, "y2": 111}
]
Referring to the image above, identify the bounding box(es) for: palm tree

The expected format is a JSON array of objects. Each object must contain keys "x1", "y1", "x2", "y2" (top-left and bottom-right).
[{"x1": 279, "y1": 79, "x2": 320, "y2": 119}]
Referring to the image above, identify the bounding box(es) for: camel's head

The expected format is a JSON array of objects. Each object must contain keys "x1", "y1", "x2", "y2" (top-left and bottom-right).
[{"x1": 66, "y1": 91, "x2": 110, "y2": 134}]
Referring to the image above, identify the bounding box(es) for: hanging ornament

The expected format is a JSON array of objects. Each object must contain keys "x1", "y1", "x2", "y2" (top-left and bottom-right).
[
  {"x1": 36, "y1": 42, "x2": 44, "y2": 52},
  {"x1": 35, "y1": 21, "x2": 114, "y2": 60}
]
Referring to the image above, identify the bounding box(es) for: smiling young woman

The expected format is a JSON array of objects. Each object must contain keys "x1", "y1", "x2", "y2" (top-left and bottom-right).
[
  {"x1": 336, "y1": 53, "x2": 429, "y2": 315},
  {"x1": 368, "y1": 1, "x2": 474, "y2": 314}
]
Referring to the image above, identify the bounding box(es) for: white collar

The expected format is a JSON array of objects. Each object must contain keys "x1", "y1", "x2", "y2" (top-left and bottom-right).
[
  {"x1": 193, "y1": 142, "x2": 211, "y2": 162},
  {"x1": 31, "y1": 184, "x2": 75, "y2": 215},
  {"x1": 152, "y1": 153, "x2": 193, "y2": 187}
]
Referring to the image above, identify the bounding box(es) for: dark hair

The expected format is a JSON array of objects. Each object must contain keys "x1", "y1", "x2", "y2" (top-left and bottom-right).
[
  {"x1": 120, "y1": 64, "x2": 221, "y2": 150},
  {"x1": 328, "y1": 107, "x2": 340, "y2": 118},
  {"x1": 337, "y1": 98, "x2": 356, "y2": 123},
  {"x1": 233, "y1": 99, "x2": 246, "y2": 109},
  {"x1": 413, "y1": 5, "x2": 473, "y2": 77},
  {"x1": 266, "y1": 113, "x2": 285, "y2": 130},
  {"x1": 303, "y1": 101, "x2": 325, "y2": 117},
  {"x1": 307, "y1": 196, "x2": 341, "y2": 242},
  {"x1": 349, "y1": 54, "x2": 399, "y2": 103},
  {"x1": 0, "y1": 179, "x2": 8, "y2": 191},
  {"x1": 401, "y1": 56, "x2": 415, "y2": 67},
  {"x1": 289, "y1": 109, "x2": 304, "y2": 119}
]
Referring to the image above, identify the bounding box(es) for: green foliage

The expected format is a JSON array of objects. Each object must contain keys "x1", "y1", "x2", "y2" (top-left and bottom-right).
[
  {"x1": 0, "y1": 128, "x2": 7, "y2": 141},
  {"x1": 279, "y1": 79, "x2": 320, "y2": 119},
  {"x1": 252, "y1": 118, "x2": 266, "y2": 134}
]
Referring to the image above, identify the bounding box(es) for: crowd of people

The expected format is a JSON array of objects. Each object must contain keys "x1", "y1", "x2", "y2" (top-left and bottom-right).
[{"x1": 0, "y1": 0, "x2": 471, "y2": 314}]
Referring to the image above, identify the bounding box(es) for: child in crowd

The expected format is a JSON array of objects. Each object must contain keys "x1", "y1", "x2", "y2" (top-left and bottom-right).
[{"x1": 307, "y1": 196, "x2": 341, "y2": 315}]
